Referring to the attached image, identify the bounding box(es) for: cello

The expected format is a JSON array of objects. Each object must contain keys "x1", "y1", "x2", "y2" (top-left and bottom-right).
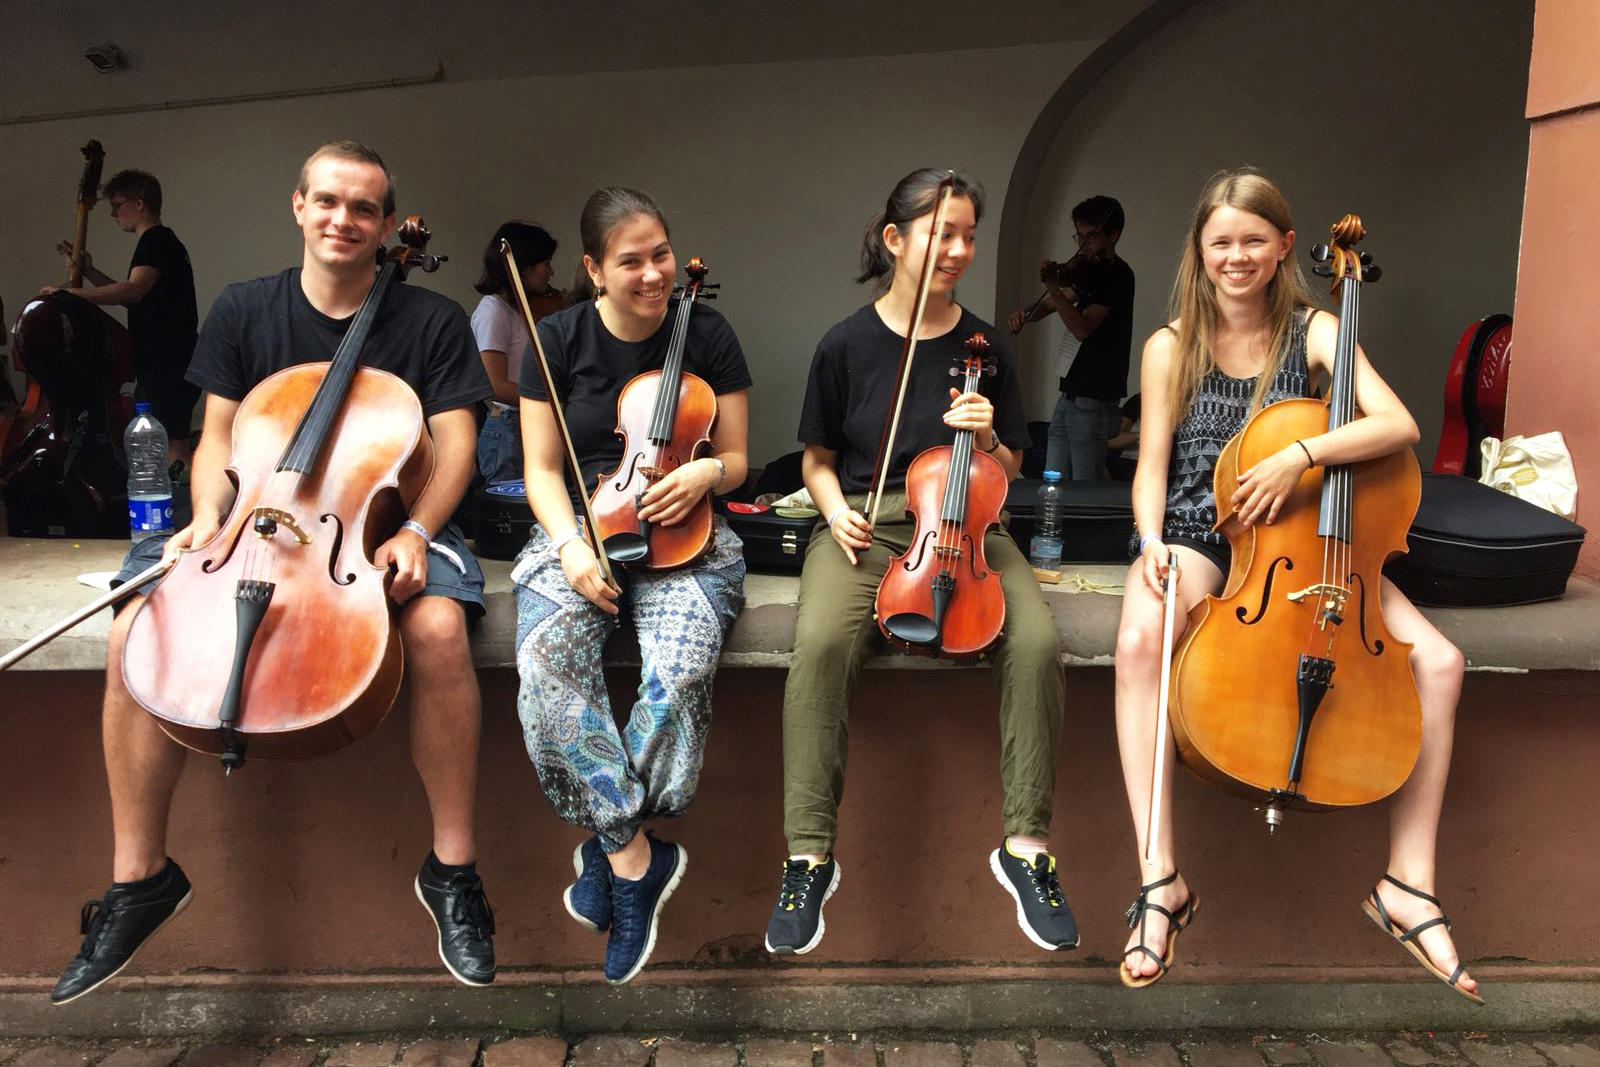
[
  {"x1": 118, "y1": 217, "x2": 447, "y2": 771},
  {"x1": 4, "y1": 139, "x2": 137, "y2": 537},
  {"x1": 1166, "y1": 215, "x2": 1422, "y2": 830},
  {"x1": 874, "y1": 333, "x2": 1008, "y2": 658},
  {"x1": 588, "y1": 256, "x2": 720, "y2": 569}
]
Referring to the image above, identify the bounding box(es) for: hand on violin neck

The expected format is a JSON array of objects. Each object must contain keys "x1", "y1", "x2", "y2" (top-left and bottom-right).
[
  {"x1": 944, "y1": 388, "x2": 995, "y2": 438},
  {"x1": 558, "y1": 538, "x2": 620, "y2": 614},
  {"x1": 1230, "y1": 445, "x2": 1312, "y2": 528},
  {"x1": 377, "y1": 531, "x2": 429, "y2": 604}
]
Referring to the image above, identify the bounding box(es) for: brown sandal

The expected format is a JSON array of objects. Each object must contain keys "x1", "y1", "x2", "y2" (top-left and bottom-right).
[
  {"x1": 1361, "y1": 873, "x2": 1484, "y2": 1005},
  {"x1": 1118, "y1": 872, "x2": 1198, "y2": 989}
]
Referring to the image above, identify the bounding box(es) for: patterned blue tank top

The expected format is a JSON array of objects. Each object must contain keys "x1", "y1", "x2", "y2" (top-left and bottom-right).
[{"x1": 1161, "y1": 309, "x2": 1314, "y2": 554}]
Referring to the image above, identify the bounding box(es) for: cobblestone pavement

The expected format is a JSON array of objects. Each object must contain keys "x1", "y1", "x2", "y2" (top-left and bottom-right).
[{"x1": 0, "y1": 1032, "x2": 1596, "y2": 1067}]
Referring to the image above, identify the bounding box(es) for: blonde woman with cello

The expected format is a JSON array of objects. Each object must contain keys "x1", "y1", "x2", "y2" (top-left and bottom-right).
[{"x1": 1114, "y1": 169, "x2": 1478, "y2": 1002}]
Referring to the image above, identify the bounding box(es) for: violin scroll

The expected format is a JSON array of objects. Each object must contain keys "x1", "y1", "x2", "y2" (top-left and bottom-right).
[
  {"x1": 1310, "y1": 214, "x2": 1380, "y2": 289},
  {"x1": 950, "y1": 332, "x2": 998, "y2": 379},
  {"x1": 678, "y1": 256, "x2": 720, "y2": 301}
]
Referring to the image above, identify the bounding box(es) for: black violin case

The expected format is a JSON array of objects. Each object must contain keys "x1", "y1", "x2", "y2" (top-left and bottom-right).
[
  {"x1": 1384, "y1": 473, "x2": 1586, "y2": 607},
  {"x1": 718, "y1": 500, "x2": 816, "y2": 574},
  {"x1": 1003, "y1": 478, "x2": 1134, "y2": 562},
  {"x1": 470, "y1": 481, "x2": 534, "y2": 561}
]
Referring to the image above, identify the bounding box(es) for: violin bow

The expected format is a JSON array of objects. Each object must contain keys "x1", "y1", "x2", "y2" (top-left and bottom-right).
[
  {"x1": 1145, "y1": 550, "x2": 1180, "y2": 862},
  {"x1": 502, "y1": 241, "x2": 620, "y2": 590},
  {"x1": 864, "y1": 172, "x2": 957, "y2": 528}
]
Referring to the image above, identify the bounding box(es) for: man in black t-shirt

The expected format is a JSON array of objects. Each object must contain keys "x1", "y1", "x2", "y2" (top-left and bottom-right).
[
  {"x1": 1008, "y1": 195, "x2": 1135, "y2": 480},
  {"x1": 49, "y1": 142, "x2": 498, "y2": 1006},
  {"x1": 46, "y1": 169, "x2": 200, "y2": 463}
]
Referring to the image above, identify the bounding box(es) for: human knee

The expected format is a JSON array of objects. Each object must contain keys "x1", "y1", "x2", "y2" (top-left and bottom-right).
[
  {"x1": 1115, "y1": 617, "x2": 1162, "y2": 671},
  {"x1": 401, "y1": 596, "x2": 468, "y2": 663},
  {"x1": 1413, "y1": 634, "x2": 1465, "y2": 691}
]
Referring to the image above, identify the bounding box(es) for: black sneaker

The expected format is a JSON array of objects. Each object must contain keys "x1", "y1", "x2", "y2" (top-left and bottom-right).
[
  {"x1": 989, "y1": 842, "x2": 1079, "y2": 950},
  {"x1": 603, "y1": 834, "x2": 685, "y2": 985},
  {"x1": 414, "y1": 855, "x2": 496, "y2": 987},
  {"x1": 764, "y1": 856, "x2": 841, "y2": 956},
  {"x1": 51, "y1": 858, "x2": 193, "y2": 1005},
  {"x1": 564, "y1": 836, "x2": 611, "y2": 933}
]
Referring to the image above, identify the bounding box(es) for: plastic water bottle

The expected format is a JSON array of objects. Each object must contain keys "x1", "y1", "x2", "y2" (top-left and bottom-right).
[
  {"x1": 124, "y1": 402, "x2": 173, "y2": 542},
  {"x1": 1029, "y1": 470, "x2": 1064, "y2": 568}
]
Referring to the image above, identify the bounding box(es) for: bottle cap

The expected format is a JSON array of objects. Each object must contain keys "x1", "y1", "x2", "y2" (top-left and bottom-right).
[
  {"x1": 1042, "y1": 470, "x2": 1062, "y2": 481},
  {"x1": 134, "y1": 402, "x2": 151, "y2": 415}
]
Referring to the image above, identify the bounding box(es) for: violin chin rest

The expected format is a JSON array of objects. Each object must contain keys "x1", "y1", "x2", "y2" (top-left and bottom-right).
[
  {"x1": 602, "y1": 532, "x2": 650, "y2": 565},
  {"x1": 882, "y1": 612, "x2": 939, "y2": 647}
]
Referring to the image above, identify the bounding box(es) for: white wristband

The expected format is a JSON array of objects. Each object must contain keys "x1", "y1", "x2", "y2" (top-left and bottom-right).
[
  {"x1": 826, "y1": 505, "x2": 850, "y2": 528},
  {"x1": 707, "y1": 455, "x2": 727, "y2": 490},
  {"x1": 551, "y1": 528, "x2": 584, "y2": 554},
  {"x1": 1138, "y1": 532, "x2": 1161, "y2": 554},
  {"x1": 400, "y1": 519, "x2": 431, "y2": 543}
]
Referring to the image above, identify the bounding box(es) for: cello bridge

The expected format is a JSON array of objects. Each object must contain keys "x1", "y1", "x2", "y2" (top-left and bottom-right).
[
  {"x1": 249, "y1": 507, "x2": 311, "y2": 544},
  {"x1": 1286, "y1": 583, "x2": 1347, "y2": 606}
]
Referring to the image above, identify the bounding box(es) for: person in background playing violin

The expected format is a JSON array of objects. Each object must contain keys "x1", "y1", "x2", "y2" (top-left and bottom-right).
[
  {"x1": 1113, "y1": 169, "x2": 1477, "y2": 1001},
  {"x1": 42, "y1": 169, "x2": 199, "y2": 468},
  {"x1": 49, "y1": 141, "x2": 498, "y2": 1005},
  {"x1": 765, "y1": 168, "x2": 1076, "y2": 958},
  {"x1": 513, "y1": 186, "x2": 750, "y2": 985},
  {"x1": 1008, "y1": 196, "x2": 1135, "y2": 480},
  {"x1": 471, "y1": 221, "x2": 562, "y2": 485}
]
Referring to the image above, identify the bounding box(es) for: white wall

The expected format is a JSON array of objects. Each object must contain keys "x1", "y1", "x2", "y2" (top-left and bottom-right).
[
  {"x1": 1010, "y1": 0, "x2": 1533, "y2": 459},
  {"x1": 1, "y1": 41, "x2": 1092, "y2": 465}
]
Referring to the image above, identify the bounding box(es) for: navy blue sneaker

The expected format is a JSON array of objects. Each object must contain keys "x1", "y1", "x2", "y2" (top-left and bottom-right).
[
  {"x1": 564, "y1": 836, "x2": 611, "y2": 933},
  {"x1": 603, "y1": 835, "x2": 685, "y2": 985},
  {"x1": 990, "y1": 841, "x2": 1079, "y2": 951}
]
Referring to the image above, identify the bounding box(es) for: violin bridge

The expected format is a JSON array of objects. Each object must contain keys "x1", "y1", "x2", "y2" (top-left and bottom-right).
[
  {"x1": 638, "y1": 466, "x2": 668, "y2": 481},
  {"x1": 249, "y1": 506, "x2": 311, "y2": 544}
]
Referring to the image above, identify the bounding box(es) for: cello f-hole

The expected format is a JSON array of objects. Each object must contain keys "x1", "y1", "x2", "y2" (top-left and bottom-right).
[
  {"x1": 1350, "y1": 571, "x2": 1385, "y2": 656},
  {"x1": 1235, "y1": 556, "x2": 1293, "y2": 625}
]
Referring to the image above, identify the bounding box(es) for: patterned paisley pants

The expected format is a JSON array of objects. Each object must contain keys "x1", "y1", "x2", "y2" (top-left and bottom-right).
[{"x1": 512, "y1": 516, "x2": 746, "y2": 852}]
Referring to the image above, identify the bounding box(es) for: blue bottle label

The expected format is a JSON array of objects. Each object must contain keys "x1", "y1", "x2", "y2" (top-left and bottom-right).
[{"x1": 129, "y1": 496, "x2": 174, "y2": 532}]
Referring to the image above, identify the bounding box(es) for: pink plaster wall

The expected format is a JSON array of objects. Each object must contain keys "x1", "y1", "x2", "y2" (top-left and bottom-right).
[{"x1": 1509, "y1": 2, "x2": 1600, "y2": 578}]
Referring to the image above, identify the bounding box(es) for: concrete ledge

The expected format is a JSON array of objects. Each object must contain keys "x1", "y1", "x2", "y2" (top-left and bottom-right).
[
  {"x1": 3, "y1": 537, "x2": 1597, "y2": 673},
  {"x1": 2, "y1": 968, "x2": 1597, "y2": 1038}
]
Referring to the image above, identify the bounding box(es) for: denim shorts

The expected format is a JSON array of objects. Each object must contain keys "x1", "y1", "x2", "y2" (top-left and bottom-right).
[{"x1": 113, "y1": 520, "x2": 485, "y2": 617}]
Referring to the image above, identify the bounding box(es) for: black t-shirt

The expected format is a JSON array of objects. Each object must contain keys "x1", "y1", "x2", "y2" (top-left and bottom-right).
[
  {"x1": 127, "y1": 225, "x2": 198, "y2": 361},
  {"x1": 797, "y1": 304, "x2": 1029, "y2": 493},
  {"x1": 1062, "y1": 255, "x2": 1135, "y2": 401},
  {"x1": 520, "y1": 298, "x2": 752, "y2": 494},
  {"x1": 187, "y1": 268, "x2": 491, "y2": 416}
]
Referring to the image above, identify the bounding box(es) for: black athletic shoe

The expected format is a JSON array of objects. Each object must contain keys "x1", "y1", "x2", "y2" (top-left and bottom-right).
[
  {"x1": 414, "y1": 856, "x2": 496, "y2": 987},
  {"x1": 764, "y1": 855, "x2": 841, "y2": 956},
  {"x1": 990, "y1": 843, "x2": 1079, "y2": 950},
  {"x1": 51, "y1": 858, "x2": 193, "y2": 1005}
]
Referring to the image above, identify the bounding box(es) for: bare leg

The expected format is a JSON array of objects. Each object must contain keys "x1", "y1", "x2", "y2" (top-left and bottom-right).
[
  {"x1": 400, "y1": 595, "x2": 479, "y2": 867},
  {"x1": 105, "y1": 596, "x2": 188, "y2": 882},
  {"x1": 1113, "y1": 546, "x2": 1221, "y2": 979},
  {"x1": 1369, "y1": 579, "x2": 1477, "y2": 997},
  {"x1": 609, "y1": 831, "x2": 651, "y2": 879}
]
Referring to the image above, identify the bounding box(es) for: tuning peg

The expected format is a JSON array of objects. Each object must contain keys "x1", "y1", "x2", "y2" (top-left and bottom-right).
[
  {"x1": 703, "y1": 283, "x2": 722, "y2": 290},
  {"x1": 1362, "y1": 264, "x2": 1382, "y2": 283},
  {"x1": 701, "y1": 292, "x2": 718, "y2": 299},
  {"x1": 1312, "y1": 265, "x2": 1334, "y2": 278},
  {"x1": 1358, "y1": 252, "x2": 1374, "y2": 267},
  {"x1": 1310, "y1": 243, "x2": 1332, "y2": 262}
]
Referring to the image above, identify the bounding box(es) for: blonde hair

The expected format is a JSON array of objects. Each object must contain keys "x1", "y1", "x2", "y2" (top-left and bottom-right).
[{"x1": 1167, "y1": 168, "x2": 1317, "y2": 422}]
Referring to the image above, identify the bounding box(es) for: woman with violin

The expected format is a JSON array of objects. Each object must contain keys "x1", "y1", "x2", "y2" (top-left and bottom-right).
[
  {"x1": 1114, "y1": 169, "x2": 1478, "y2": 1001},
  {"x1": 470, "y1": 221, "x2": 563, "y2": 484},
  {"x1": 765, "y1": 168, "x2": 1076, "y2": 958},
  {"x1": 512, "y1": 186, "x2": 750, "y2": 985}
]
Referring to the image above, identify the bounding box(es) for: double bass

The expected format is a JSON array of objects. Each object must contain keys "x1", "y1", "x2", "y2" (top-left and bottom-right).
[
  {"x1": 1166, "y1": 215, "x2": 1422, "y2": 830},
  {"x1": 119, "y1": 218, "x2": 447, "y2": 771},
  {"x1": 4, "y1": 139, "x2": 137, "y2": 537}
]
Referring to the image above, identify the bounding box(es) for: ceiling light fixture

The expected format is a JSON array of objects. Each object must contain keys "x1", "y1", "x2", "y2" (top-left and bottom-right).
[{"x1": 84, "y1": 44, "x2": 128, "y2": 74}]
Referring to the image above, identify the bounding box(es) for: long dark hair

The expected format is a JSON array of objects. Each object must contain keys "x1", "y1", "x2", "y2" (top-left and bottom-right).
[
  {"x1": 570, "y1": 186, "x2": 670, "y2": 301},
  {"x1": 857, "y1": 167, "x2": 985, "y2": 287},
  {"x1": 474, "y1": 221, "x2": 558, "y2": 296}
]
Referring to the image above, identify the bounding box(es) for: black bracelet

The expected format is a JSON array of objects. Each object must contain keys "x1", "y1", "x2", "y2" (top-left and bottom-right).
[
  {"x1": 981, "y1": 436, "x2": 1003, "y2": 454},
  {"x1": 1296, "y1": 439, "x2": 1316, "y2": 467}
]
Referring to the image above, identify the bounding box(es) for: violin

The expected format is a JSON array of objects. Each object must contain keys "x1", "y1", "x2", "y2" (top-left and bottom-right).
[
  {"x1": 875, "y1": 333, "x2": 1008, "y2": 658},
  {"x1": 524, "y1": 284, "x2": 569, "y2": 323},
  {"x1": 120, "y1": 218, "x2": 447, "y2": 772},
  {"x1": 588, "y1": 256, "x2": 720, "y2": 569},
  {"x1": 1166, "y1": 215, "x2": 1422, "y2": 830},
  {"x1": 3, "y1": 140, "x2": 136, "y2": 536},
  {"x1": 1010, "y1": 255, "x2": 1097, "y2": 335}
]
